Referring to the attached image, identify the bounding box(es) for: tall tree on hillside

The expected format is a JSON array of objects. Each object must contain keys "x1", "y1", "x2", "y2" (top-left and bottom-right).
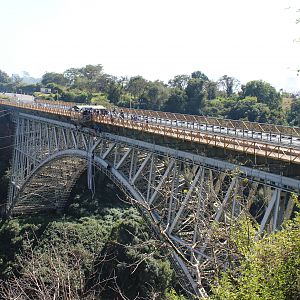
[
  {"x1": 63, "y1": 65, "x2": 107, "y2": 92},
  {"x1": 218, "y1": 75, "x2": 240, "y2": 97},
  {"x1": 126, "y1": 76, "x2": 148, "y2": 108},
  {"x1": 41, "y1": 72, "x2": 67, "y2": 86},
  {"x1": 168, "y1": 75, "x2": 190, "y2": 90},
  {"x1": 185, "y1": 72, "x2": 208, "y2": 114},
  {"x1": 163, "y1": 88, "x2": 187, "y2": 113},
  {"x1": 145, "y1": 80, "x2": 169, "y2": 110},
  {"x1": 205, "y1": 80, "x2": 218, "y2": 100},
  {"x1": 288, "y1": 98, "x2": 300, "y2": 126},
  {"x1": 106, "y1": 76, "x2": 123, "y2": 104},
  {"x1": 241, "y1": 80, "x2": 281, "y2": 109},
  {"x1": 77, "y1": 64, "x2": 105, "y2": 92},
  {"x1": 63, "y1": 68, "x2": 80, "y2": 86},
  {"x1": 191, "y1": 70, "x2": 209, "y2": 81},
  {"x1": 80, "y1": 64, "x2": 103, "y2": 80},
  {"x1": 0, "y1": 70, "x2": 12, "y2": 92},
  {"x1": 0, "y1": 70, "x2": 11, "y2": 84}
]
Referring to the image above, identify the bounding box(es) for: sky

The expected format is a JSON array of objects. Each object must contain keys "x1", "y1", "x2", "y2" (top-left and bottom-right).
[{"x1": 0, "y1": 0, "x2": 300, "y2": 92}]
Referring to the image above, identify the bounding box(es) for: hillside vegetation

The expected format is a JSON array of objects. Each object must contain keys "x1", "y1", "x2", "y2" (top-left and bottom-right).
[
  {"x1": 0, "y1": 171, "x2": 186, "y2": 299},
  {"x1": 1, "y1": 66, "x2": 299, "y2": 126}
]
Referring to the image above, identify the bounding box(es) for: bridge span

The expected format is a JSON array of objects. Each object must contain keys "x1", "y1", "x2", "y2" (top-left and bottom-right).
[
  {"x1": 1, "y1": 100, "x2": 300, "y2": 298},
  {"x1": 1, "y1": 98, "x2": 300, "y2": 166}
]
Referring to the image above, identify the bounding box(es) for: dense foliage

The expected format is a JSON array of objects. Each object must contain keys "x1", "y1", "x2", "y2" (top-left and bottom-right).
[
  {"x1": 0, "y1": 66, "x2": 299, "y2": 125},
  {"x1": 0, "y1": 170, "x2": 186, "y2": 299},
  {"x1": 211, "y1": 203, "x2": 300, "y2": 300}
]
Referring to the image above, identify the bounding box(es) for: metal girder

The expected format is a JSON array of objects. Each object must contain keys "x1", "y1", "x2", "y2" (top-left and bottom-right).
[
  {"x1": 258, "y1": 188, "x2": 281, "y2": 234},
  {"x1": 2, "y1": 101, "x2": 300, "y2": 163},
  {"x1": 5, "y1": 112, "x2": 300, "y2": 298},
  {"x1": 169, "y1": 166, "x2": 203, "y2": 234},
  {"x1": 148, "y1": 158, "x2": 175, "y2": 205},
  {"x1": 214, "y1": 177, "x2": 237, "y2": 222},
  {"x1": 131, "y1": 153, "x2": 152, "y2": 185}
]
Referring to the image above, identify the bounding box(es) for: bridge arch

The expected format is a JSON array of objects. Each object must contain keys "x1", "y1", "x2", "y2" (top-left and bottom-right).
[{"x1": 12, "y1": 149, "x2": 145, "y2": 214}]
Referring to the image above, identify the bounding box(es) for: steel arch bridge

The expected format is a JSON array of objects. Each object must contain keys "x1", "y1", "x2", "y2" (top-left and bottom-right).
[{"x1": 7, "y1": 112, "x2": 300, "y2": 298}]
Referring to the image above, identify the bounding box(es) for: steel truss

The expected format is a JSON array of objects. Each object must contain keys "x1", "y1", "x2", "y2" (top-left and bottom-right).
[{"x1": 7, "y1": 112, "x2": 300, "y2": 298}]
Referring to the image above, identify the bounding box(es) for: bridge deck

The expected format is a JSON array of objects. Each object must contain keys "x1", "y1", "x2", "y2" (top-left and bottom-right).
[{"x1": 1, "y1": 99, "x2": 300, "y2": 164}]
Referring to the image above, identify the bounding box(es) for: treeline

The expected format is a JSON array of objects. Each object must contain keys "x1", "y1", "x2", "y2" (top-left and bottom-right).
[{"x1": 1, "y1": 65, "x2": 300, "y2": 125}]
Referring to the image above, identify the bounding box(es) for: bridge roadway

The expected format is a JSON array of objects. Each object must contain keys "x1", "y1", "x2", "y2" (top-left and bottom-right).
[
  {"x1": 26, "y1": 99, "x2": 300, "y2": 147},
  {"x1": 1, "y1": 98, "x2": 300, "y2": 164}
]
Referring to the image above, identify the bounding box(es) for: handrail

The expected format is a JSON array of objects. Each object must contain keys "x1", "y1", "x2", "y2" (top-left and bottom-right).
[
  {"x1": 2, "y1": 98, "x2": 300, "y2": 137},
  {"x1": 112, "y1": 107, "x2": 300, "y2": 138},
  {"x1": 1, "y1": 99, "x2": 300, "y2": 164}
]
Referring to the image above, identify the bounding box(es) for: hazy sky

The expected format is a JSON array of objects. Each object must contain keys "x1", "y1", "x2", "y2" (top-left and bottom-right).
[{"x1": 0, "y1": 0, "x2": 299, "y2": 91}]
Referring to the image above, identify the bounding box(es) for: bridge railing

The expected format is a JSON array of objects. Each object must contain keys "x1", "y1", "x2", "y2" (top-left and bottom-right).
[
  {"x1": 111, "y1": 107, "x2": 300, "y2": 139},
  {"x1": 1, "y1": 99, "x2": 300, "y2": 164},
  {"x1": 2, "y1": 97, "x2": 300, "y2": 139},
  {"x1": 92, "y1": 113, "x2": 300, "y2": 164}
]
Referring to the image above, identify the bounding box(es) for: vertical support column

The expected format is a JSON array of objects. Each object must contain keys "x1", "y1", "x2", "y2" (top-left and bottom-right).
[
  {"x1": 284, "y1": 193, "x2": 295, "y2": 221},
  {"x1": 258, "y1": 188, "x2": 281, "y2": 234},
  {"x1": 192, "y1": 168, "x2": 205, "y2": 246},
  {"x1": 7, "y1": 116, "x2": 21, "y2": 213},
  {"x1": 129, "y1": 149, "x2": 137, "y2": 182},
  {"x1": 146, "y1": 154, "x2": 155, "y2": 202},
  {"x1": 274, "y1": 190, "x2": 288, "y2": 230},
  {"x1": 166, "y1": 162, "x2": 178, "y2": 228}
]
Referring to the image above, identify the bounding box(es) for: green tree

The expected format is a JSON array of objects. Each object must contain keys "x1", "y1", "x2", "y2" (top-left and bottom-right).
[
  {"x1": 241, "y1": 80, "x2": 281, "y2": 109},
  {"x1": 163, "y1": 88, "x2": 187, "y2": 113},
  {"x1": 18, "y1": 83, "x2": 41, "y2": 94},
  {"x1": 288, "y1": 98, "x2": 300, "y2": 126},
  {"x1": 92, "y1": 220, "x2": 175, "y2": 300},
  {"x1": 203, "y1": 97, "x2": 227, "y2": 117},
  {"x1": 185, "y1": 75, "x2": 207, "y2": 115},
  {"x1": 143, "y1": 80, "x2": 169, "y2": 110},
  {"x1": 63, "y1": 67, "x2": 80, "y2": 86},
  {"x1": 211, "y1": 206, "x2": 300, "y2": 300},
  {"x1": 126, "y1": 76, "x2": 148, "y2": 108},
  {"x1": 168, "y1": 75, "x2": 190, "y2": 90},
  {"x1": 0, "y1": 70, "x2": 11, "y2": 84},
  {"x1": 218, "y1": 75, "x2": 240, "y2": 97},
  {"x1": 227, "y1": 96, "x2": 271, "y2": 122},
  {"x1": 79, "y1": 64, "x2": 103, "y2": 80},
  {"x1": 205, "y1": 80, "x2": 218, "y2": 100},
  {"x1": 191, "y1": 70, "x2": 209, "y2": 80},
  {"x1": 106, "y1": 76, "x2": 123, "y2": 104},
  {"x1": 41, "y1": 72, "x2": 67, "y2": 86}
]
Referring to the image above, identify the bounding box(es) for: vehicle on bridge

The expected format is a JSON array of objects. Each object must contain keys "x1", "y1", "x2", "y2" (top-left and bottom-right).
[
  {"x1": 70, "y1": 105, "x2": 108, "y2": 131},
  {"x1": 71, "y1": 104, "x2": 108, "y2": 115}
]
